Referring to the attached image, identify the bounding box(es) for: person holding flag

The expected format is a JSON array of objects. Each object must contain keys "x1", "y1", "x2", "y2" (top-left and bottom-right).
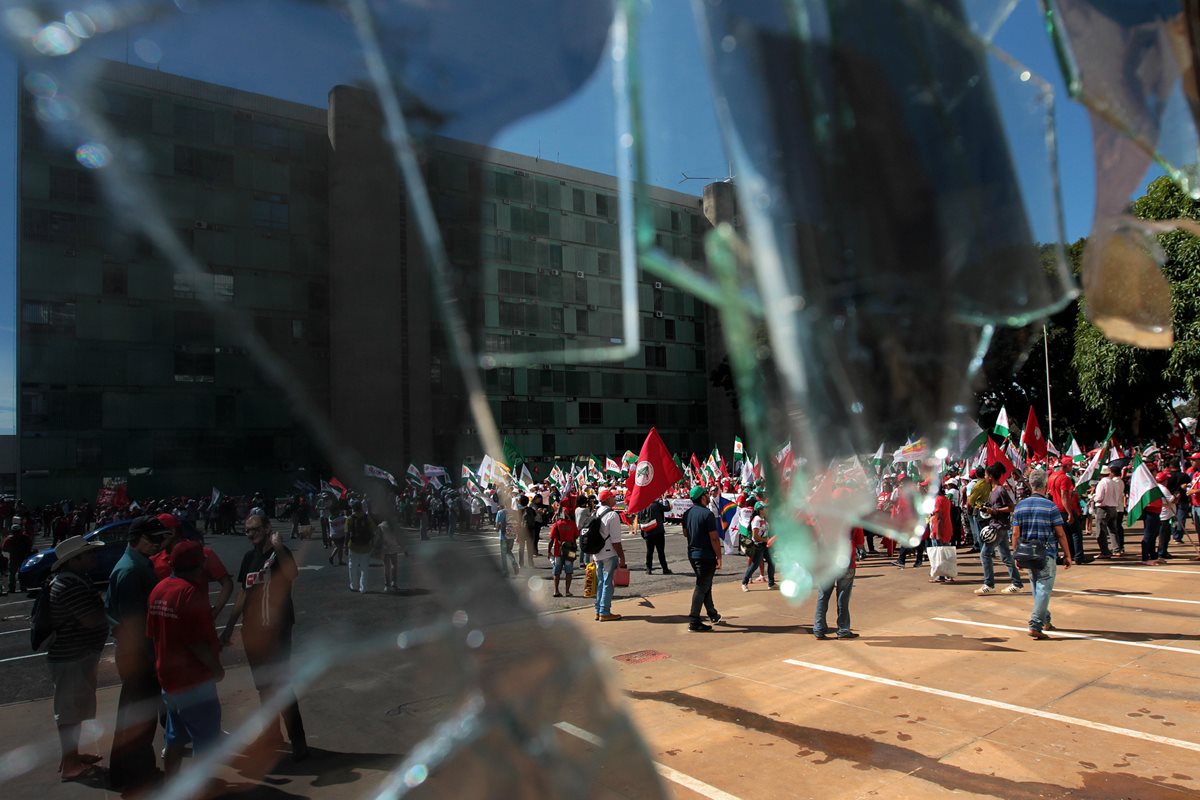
[{"x1": 1126, "y1": 454, "x2": 1167, "y2": 565}]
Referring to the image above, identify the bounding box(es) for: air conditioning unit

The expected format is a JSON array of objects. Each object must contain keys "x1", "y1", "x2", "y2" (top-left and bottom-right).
[
  {"x1": 194, "y1": 220, "x2": 211, "y2": 230},
  {"x1": 654, "y1": 281, "x2": 663, "y2": 289},
  {"x1": 587, "y1": 304, "x2": 597, "y2": 311},
  {"x1": 655, "y1": 311, "x2": 664, "y2": 319},
  {"x1": 567, "y1": 397, "x2": 577, "y2": 402},
  {"x1": 561, "y1": 210, "x2": 569, "y2": 216},
  {"x1": 576, "y1": 271, "x2": 585, "y2": 278},
  {"x1": 514, "y1": 170, "x2": 527, "y2": 177},
  {"x1": 512, "y1": 329, "x2": 523, "y2": 335},
  {"x1": 502, "y1": 199, "x2": 510, "y2": 205},
  {"x1": 550, "y1": 269, "x2": 560, "y2": 276}
]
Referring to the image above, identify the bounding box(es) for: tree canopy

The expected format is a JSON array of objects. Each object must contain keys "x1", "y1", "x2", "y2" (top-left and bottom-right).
[{"x1": 979, "y1": 176, "x2": 1200, "y2": 444}]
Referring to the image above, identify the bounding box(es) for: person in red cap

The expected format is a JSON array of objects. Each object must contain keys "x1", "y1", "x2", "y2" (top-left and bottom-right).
[
  {"x1": 1047, "y1": 458, "x2": 1086, "y2": 563},
  {"x1": 591, "y1": 489, "x2": 626, "y2": 621},
  {"x1": 150, "y1": 514, "x2": 234, "y2": 620},
  {"x1": 145, "y1": 540, "x2": 224, "y2": 777}
]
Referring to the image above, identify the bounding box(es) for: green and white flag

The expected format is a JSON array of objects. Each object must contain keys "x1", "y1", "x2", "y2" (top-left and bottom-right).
[
  {"x1": 733, "y1": 436, "x2": 745, "y2": 457},
  {"x1": 1075, "y1": 427, "x2": 1114, "y2": 490},
  {"x1": 964, "y1": 421, "x2": 989, "y2": 455},
  {"x1": 870, "y1": 442, "x2": 885, "y2": 471},
  {"x1": 1066, "y1": 437, "x2": 1084, "y2": 462},
  {"x1": 993, "y1": 406, "x2": 1010, "y2": 439},
  {"x1": 605, "y1": 456, "x2": 622, "y2": 477},
  {"x1": 622, "y1": 450, "x2": 638, "y2": 468},
  {"x1": 1126, "y1": 453, "x2": 1165, "y2": 526}
]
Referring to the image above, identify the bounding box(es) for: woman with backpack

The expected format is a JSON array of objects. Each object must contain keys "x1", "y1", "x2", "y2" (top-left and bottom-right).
[
  {"x1": 740, "y1": 502, "x2": 776, "y2": 591},
  {"x1": 547, "y1": 508, "x2": 580, "y2": 597}
]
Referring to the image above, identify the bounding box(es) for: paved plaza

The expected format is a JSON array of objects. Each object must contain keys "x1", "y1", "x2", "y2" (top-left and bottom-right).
[{"x1": 1, "y1": 523, "x2": 1198, "y2": 799}]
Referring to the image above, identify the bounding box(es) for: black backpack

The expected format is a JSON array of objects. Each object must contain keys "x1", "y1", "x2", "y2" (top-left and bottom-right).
[
  {"x1": 348, "y1": 514, "x2": 374, "y2": 546},
  {"x1": 580, "y1": 508, "x2": 614, "y2": 555}
]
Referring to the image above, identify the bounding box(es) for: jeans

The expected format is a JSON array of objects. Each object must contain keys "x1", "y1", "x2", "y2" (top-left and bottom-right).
[
  {"x1": 1175, "y1": 503, "x2": 1188, "y2": 539},
  {"x1": 1064, "y1": 516, "x2": 1084, "y2": 561},
  {"x1": 1026, "y1": 554, "x2": 1057, "y2": 632},
  {"x1": 593, "y1": 555, "x2": 618, "y2": 616},
  {"x1": 348, "y1": 548, "x2": 369, "y2": 591},
  {"x1": 499, "y1": 535, "x2": 518, "y2": 575},
  {"x1": 162, "y1": 681, "x2": 222, "y2": 752},
  {"x1": 1156, "y1": 515, "x2": 1173, "y2": 558},
  {"x1": 1141, "y1": 514, "x2": 1162, "y2": 561},
  {"x1": 980, "y1": 533, "x2": 1023, "y2": 588},
  {"x1": 814, "y1": 567, "x2": 855, "y2": 636},
  {"x1": 688, "y1": 558, "x2": 718, "y2": 622},
  {"x1": 968, "y1": 514, "x2": 982, "y2": 550},
  {"x1": 742, "y1": 543, "x2": 775, "y2": 586}
]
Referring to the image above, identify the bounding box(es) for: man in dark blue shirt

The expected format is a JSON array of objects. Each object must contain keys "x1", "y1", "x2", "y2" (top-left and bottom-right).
[
  {"x1": 1011, "y1": 470, "x2": 1071, "y2": 640},
  {"x1": 681, "y1": 485, "x2": 722, "y2": 632},
  {"x1": 104, "y1": 515, "x2": 168, "y2": 792}
]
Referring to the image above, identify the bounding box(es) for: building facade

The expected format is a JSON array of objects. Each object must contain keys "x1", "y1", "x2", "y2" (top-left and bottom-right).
[
  {"x1": 15, "y1": 69, "x2": 716, "y2": 503},
  {"x1": 18, "y1": 62, "x2": 331, "y2": 503},
  {"x1": 328, "y1": 87, "x2": 713, "y2": 478}
]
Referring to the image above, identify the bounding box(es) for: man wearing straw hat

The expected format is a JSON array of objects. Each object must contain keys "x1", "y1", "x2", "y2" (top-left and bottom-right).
[{"x1": 46, "y1": 535, "x2": 109, "y2": 782}]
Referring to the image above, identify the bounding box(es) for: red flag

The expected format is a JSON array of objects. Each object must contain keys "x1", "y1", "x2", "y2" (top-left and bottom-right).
[
  {"x1": 690, "y1": 453, "x2": 704, "y2": 479},
  {"x1": 1021, "y1": 406, "x2": 1047, "y2": 462},
  {"x1": 986, "y1": 438, "x2": 1015, "y2": 480},
  {"x1": 626, "y1": 428, "x2": 685, "y2": 515},
  {"x1": 329, "y1": 477, "x2": 349, "y2": 499}
]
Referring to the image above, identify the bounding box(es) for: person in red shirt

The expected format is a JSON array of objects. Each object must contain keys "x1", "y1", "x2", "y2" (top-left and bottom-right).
[
  {"x1": 1047, "y1": 458, "x2": 1086, "y2": 563},
  {"x1": 815, "y1": 486, "x2": 866, "y2": 640},
  {"x1": 547, "y1": 509, "x2": 580, "y2": 597},
  {"x1": 150, "y1": 514, "x2": 234, "y2": 620},
  {"x1": 145, "y1": 541, "x2": 224, "y2": 776}
]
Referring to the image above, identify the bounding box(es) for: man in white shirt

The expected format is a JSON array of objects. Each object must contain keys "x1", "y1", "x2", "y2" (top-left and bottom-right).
[
  {"x1": 591, "y1": 489, "x2": 626, "y2": 621},
  {"x1": 1094, "y1": 466, "x2": 1125, "y2": 555}
]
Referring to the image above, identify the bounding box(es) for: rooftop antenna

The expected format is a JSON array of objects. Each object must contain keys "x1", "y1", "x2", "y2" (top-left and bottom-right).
[{"x1": 678, "y1": 160, "x2": 735, "y2": 185}]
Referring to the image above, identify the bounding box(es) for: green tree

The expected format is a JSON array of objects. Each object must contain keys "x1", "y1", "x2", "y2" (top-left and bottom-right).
[{"x1": 1073, "y1": 176, "x2": 1200, "y2": 437}]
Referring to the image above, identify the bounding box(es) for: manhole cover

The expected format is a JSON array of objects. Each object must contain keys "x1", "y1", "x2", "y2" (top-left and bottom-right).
[{"x1": 613, "y1": 650, "x2": 670, "y2": 664}]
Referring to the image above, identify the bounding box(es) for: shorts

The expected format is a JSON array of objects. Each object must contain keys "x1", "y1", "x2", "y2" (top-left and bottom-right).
[
  {"x1": 163, "y1": 681, "x2": 222, "y2": 752},
  {"x1": 552, "y1": 556, "x2": 575, "y2": 576},
  {"x1": 48, "y1": 651, "x2": 101, "y2": 726}
]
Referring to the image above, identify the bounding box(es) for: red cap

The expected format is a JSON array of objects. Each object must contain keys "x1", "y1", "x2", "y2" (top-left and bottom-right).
[
  {"x1": 1060, "y1": 456, "x2": 1073, "y2": 467},
  {"x1": 171, "y1": 540, "x2": 205, "y2": 571},
  {"x1": 156, "y1": 513, "x2": 180, "y2": 529},
  {"x1": 598, "y1": 489, "x2": 616, "y2": 505},
  {"x1": 1191, "y1": 452, "x2": 1200, "y2": 460},
  {"x1": 1155, "y1": 470, "x2": 1171, "y2": 482}
]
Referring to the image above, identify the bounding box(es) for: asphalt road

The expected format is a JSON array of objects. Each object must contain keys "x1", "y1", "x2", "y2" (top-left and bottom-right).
[{"x1": 0, "y1": 517, "x2": 739, "y2": 706}]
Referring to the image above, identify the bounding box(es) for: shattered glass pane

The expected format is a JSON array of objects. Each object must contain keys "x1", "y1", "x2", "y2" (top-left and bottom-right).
[
  {"x1": 1043, "y1": 0, "x2": 1199, "y2": 347},
  {"x1": 650, "y1": 0, "x2": 1076, "y2": 584}
]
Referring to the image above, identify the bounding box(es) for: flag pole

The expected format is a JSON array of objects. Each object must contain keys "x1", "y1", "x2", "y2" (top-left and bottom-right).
[{"x1": 1043, "y1": 325, "x2": 1053, "y2": 443}]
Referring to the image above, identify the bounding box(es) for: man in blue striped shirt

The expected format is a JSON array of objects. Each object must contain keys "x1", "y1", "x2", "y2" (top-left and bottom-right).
[{"x1": 1011, "y1": 470, "x2": 1072, "y2": 639}]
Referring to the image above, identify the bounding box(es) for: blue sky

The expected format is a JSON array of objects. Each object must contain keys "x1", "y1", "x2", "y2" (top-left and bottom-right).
[{"x1": 0, "y1": 0, "x2": 1164, "y2": 435}]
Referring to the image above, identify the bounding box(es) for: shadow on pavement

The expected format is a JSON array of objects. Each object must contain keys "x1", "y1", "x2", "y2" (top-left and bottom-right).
[{"x1": 861, "y1": 634, "x2": 1023, "y2": 652}]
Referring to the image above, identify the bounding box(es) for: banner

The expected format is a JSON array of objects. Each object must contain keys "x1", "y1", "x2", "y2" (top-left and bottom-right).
[{"x1": 365, "y1": 463, "x2": 397, "y2": 486}]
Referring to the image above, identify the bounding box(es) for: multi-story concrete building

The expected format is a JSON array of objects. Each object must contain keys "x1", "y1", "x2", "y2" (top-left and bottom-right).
[
  {"x1": 18, "y1": 62, "x2": 331, "y2": 503},
  {"x1": 328, "y1": 86, "x2": 713, "y2": 477},
  {"x1": 14, "y1": 68, "x2": 716, "y2": 502}
]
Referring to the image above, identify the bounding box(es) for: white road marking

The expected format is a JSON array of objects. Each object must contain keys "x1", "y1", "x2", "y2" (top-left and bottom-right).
[
  {"x1": 1, "y1": 623, "x2": 241, "y2": 665},
  {"x1": 783, "y1": 660, "x2": 1200, "y2": 754},
  {"x1": 1055, "y1": 588, "x2": 1200, "y2": 605},
  {"x1": 554, "y1": 721, "x2": 742, "y2": 800},
  {"x1": 1109, "y1": 566, "x2": 1200, "y2": 576},
  {"x1": 932, "y1": 617, "x2": 1200, "y2": 656}
]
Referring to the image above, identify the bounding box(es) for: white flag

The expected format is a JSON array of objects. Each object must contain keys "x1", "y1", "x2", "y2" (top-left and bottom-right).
[{"x1": 364, "y1": 463, "x2": 397, "y2": 486}]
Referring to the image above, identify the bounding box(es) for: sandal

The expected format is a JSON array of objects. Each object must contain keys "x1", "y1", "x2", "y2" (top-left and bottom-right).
[
  {"x1": 553, "y1": 592, "x2": 562, "y2": 597},
  {"x1": 61, "y1": 763, "x2": 105, "y2": 783}
]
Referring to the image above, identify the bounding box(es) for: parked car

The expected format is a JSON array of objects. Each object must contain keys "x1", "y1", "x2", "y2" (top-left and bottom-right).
[{"x1": 18, "y1": 519, "x2": 133, "y2": 592}]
